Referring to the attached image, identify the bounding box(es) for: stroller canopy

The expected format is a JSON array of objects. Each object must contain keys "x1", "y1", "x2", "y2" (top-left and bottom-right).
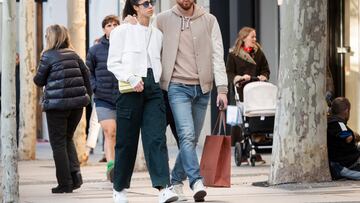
[{"x1": 243, "y1": 81, "x2": 277, "y2": 117}]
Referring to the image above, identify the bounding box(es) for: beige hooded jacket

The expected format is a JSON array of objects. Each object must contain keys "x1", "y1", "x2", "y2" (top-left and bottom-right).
[{"x1": 156, "y1": 4, "x2": 228, "y2": 94}]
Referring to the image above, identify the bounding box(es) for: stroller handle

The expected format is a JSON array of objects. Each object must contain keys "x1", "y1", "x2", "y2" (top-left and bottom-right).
[
  {"x1": 235, "y1": 77, "x2": 260, "y2": 86},
  {"x1": 234, "y1": 77, "x2": 268, "y2": 102}
]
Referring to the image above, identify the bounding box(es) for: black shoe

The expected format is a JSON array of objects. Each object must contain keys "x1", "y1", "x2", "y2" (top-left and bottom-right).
[
  {"x1": 51, "y1": 185, "x2": 73, "y2": 193},
  {"x1": 99, "y1": 156, "x2": 107, "y2": 163},
  {"x1": 71, "y1": 171, "x2": 83, "y2": 190}
]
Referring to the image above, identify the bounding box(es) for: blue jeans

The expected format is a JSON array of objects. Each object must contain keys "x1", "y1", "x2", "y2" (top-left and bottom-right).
[
  {"x1": 330, "y1": 161, "x2": 360, "y2": 180},
  {"x1": 168, "y1": 83, "x2": 210, "y2": 188}
]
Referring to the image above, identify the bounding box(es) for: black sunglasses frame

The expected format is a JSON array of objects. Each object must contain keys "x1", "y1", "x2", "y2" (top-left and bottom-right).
[{"x1": 136, "y1": 0, "x2": 156, "y2": 8}]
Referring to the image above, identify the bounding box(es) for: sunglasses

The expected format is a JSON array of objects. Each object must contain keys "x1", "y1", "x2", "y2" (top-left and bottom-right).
[{"x1": 137, "y1": 0, "x2": 156, "y2": 8}]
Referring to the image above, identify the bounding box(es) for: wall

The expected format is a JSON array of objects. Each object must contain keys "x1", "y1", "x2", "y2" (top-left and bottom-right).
[
  {"x1": 42, "y1": 0, "x2": 68, "y2": 45},
  {"x1": 88, "y1": 0, "x2": 121, "y2": 47},
  {"x1": 259, "y1": 0, "x2": 279, "y2": 84}
]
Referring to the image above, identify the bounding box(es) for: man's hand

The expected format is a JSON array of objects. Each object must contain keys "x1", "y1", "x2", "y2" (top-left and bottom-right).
[
  {"x1": 354, "y1": 132, "x2": 360, "y2": 143},
  {"x1": 123, "y1": 15, "x2": 138, "y2": 25},
  {"x1": 217, "y1": 93, "x2": 228, "y2": 111},
  {"x1": 133, "y1": 81, "x2": 144, "y2": 92},
  {"x1": 346, "y1": 135, "x2": 353, "y2": 143}
]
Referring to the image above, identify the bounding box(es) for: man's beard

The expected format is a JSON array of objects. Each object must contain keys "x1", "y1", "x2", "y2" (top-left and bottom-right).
[{"x1": 178, "y1": 1, "x2": 193, "y2": 10}]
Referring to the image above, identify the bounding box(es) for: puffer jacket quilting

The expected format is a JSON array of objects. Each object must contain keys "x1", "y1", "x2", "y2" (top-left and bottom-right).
[
  {"x1": 34, "y1": 48, "x2": 92, "y2": 111},
  {"x1": 86, "y1": 36, "x2": 119, "y2": 107}
]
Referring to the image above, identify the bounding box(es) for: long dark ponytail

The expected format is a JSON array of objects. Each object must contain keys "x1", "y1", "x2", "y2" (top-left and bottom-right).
[{"x1": 122, "y1": 0, "x2": 139, "y2": 20}]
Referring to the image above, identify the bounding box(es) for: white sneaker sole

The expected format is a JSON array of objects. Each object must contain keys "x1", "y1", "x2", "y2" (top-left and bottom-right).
[
  {"x1": 193, "y1": 190, "x2": 206, "y2": 202},
  {"x1": 163, "y1": 195, "x2": 178, "y2": 203},
  {"x1": 177, "y1": 196, "x2": 188, "y2": 202}
]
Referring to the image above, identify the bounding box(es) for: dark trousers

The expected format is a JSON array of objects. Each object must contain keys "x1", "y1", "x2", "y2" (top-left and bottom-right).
[
  {"x1": 46, "y1": 108, "x2": 82, "y2": 186},
  {"x1": 114, "y1": 69, "x2": 170, "y2": 191},
  {"x1": 163, "y1": 90, "x2": 179, "y2": 148}
]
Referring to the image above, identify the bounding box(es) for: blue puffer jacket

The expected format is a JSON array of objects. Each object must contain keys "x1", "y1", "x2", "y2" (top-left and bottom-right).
[
  {"x1": 34, "y1": 48, "x2": 92, "y2": 111},
  {"x1": 86, "y1": 35, "x2": 119, "y2": 108}
]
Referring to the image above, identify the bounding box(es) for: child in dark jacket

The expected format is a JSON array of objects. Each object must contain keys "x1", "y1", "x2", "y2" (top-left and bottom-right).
[{"x1": 86, "y1": 15, "x2": 120, "y2": 183}]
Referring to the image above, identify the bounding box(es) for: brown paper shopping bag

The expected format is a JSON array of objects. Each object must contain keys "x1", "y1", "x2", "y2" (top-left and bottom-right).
[{"x1": 200, "y1": 111, "x2": 231, "y2": 187}]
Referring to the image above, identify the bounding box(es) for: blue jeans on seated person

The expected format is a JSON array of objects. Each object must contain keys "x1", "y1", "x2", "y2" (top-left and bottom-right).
[
  {"x1": 168, "y1": 82, "x2": 210, "y2": 188},
  {"x1": 330, "y1": 161, "x2": 360, "y2": 180}
]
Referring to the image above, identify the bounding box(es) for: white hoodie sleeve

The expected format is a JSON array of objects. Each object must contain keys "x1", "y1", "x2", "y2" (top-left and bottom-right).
[
  {"x1": 107, "y1": 25, "x2": 133, "y2": 83},
  {"x1": 211, "y1": 18, "x2": 228, "y2": 94}
]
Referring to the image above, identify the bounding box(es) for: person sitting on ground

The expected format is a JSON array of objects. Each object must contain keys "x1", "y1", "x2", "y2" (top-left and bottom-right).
[{"x1": 327, "y1": 97, "x2": 360, "y2": 180}]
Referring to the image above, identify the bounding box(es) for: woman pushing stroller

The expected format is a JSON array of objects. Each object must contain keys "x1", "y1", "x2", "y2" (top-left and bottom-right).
[
  {"x1": 226, "y1": 26, "x2": 271, "y2": 163},
  {"x1": 226, "y1": 26, "x2": 270, "y2": 101}
]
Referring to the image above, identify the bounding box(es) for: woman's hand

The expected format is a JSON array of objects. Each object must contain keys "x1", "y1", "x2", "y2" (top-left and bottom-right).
[
  {"x1": 257, "y1": 75, "x2": 267, "y2": 81},
  {"x1": 133, "y1": 80, "x2": 144, "y2": 92},
  {"x1": 242, "y1": 74, "x2": 251, "y2": 81},
  {"x1": 234, "y1": 74, "x2": 251, "y2": 87}
]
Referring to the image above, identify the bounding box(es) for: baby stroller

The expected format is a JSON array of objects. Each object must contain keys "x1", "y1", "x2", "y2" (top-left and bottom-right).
[{"x1": 233, "y1": 78, "x2": 277, "y2": 166}]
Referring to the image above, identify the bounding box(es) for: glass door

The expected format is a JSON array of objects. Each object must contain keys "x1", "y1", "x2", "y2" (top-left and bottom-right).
[{"x1": 344, "y1": 0, "x2": 360, "y2": 132}]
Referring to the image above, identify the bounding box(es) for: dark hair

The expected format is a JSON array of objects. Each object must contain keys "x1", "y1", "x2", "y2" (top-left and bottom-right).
[
  {"x1": 102, "y1": 15, "x2": 120, "y2": 28},
  {"x1": 122, "y1": 0, "x2": 140, "y2": 20},
  {"x1": 331, "y1": 97, "x2": 351, "y2": 115}
]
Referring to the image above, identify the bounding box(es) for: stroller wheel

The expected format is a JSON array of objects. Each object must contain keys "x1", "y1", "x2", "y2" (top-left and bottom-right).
[{"x1": 234, "y1": 142, "x2": 242, "y2": 166}]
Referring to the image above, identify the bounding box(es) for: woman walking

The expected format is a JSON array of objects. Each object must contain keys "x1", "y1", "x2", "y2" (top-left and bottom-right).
[
  {"x1": 107, "y1": 0, "x2": 178, "y2": 202},
  {"x1": 226, "y1": 26, "x2": 270, "y2": 162},
  {"x1": 34, "y1": 24, "x2": 92, "y2": 193},
  {"x1": 226, "y1": 26, "x2": 270, "y2": 101}
]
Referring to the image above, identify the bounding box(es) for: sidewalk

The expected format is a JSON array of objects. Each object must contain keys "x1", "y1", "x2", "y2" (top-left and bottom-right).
[{"x1": 3, "y1": 142, "x2": 360, "y2": 203}]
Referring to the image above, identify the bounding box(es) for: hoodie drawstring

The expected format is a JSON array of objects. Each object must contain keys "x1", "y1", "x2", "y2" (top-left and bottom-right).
[{"x1": 181, "y1": 16, "x2": 191, "y2": 31}]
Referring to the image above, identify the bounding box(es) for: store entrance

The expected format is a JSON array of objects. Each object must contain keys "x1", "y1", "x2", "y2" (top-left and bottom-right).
[{"x1": 328, "y1": 0, "x2": 359, "y2": 131}]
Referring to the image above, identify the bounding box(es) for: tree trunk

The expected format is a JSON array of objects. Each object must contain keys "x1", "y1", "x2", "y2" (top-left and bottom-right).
[
  {"x1": 18, "y1": 0, "x2": 37, "y2": 160},
  {"x1": 269, "y1": 0, "x2": 331, "y2": 184},
  {"x1": 67, "y1": 0, "x2": 88, "y2": 165},
  {"x1": 1, "y1": 0, "x2": 19, "y2": 202}
]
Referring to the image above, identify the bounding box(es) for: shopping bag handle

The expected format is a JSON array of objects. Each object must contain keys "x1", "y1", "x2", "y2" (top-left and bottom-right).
[{"x1": 212, "y1": 111, "x2": 227, "y2": 135}]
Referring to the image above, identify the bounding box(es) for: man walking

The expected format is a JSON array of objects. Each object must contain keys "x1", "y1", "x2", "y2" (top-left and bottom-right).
[{"x1": 156, "y1": 0, "x2": 228, "y2": 201}]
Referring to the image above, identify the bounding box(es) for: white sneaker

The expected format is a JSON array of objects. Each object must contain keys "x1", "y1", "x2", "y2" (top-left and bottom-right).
[
  {"x1": 159, "y1": 186, "x2": 178, "y2": 203},
  {"x1": 172, "y1": 184, "x2": 187, "y2": 201},
  {"x1": 113, "y1": 189, "x2": 128, "y2": 203},
  {"x1": 192, "y1": 180, "x2": 207, "y2": 202}
]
